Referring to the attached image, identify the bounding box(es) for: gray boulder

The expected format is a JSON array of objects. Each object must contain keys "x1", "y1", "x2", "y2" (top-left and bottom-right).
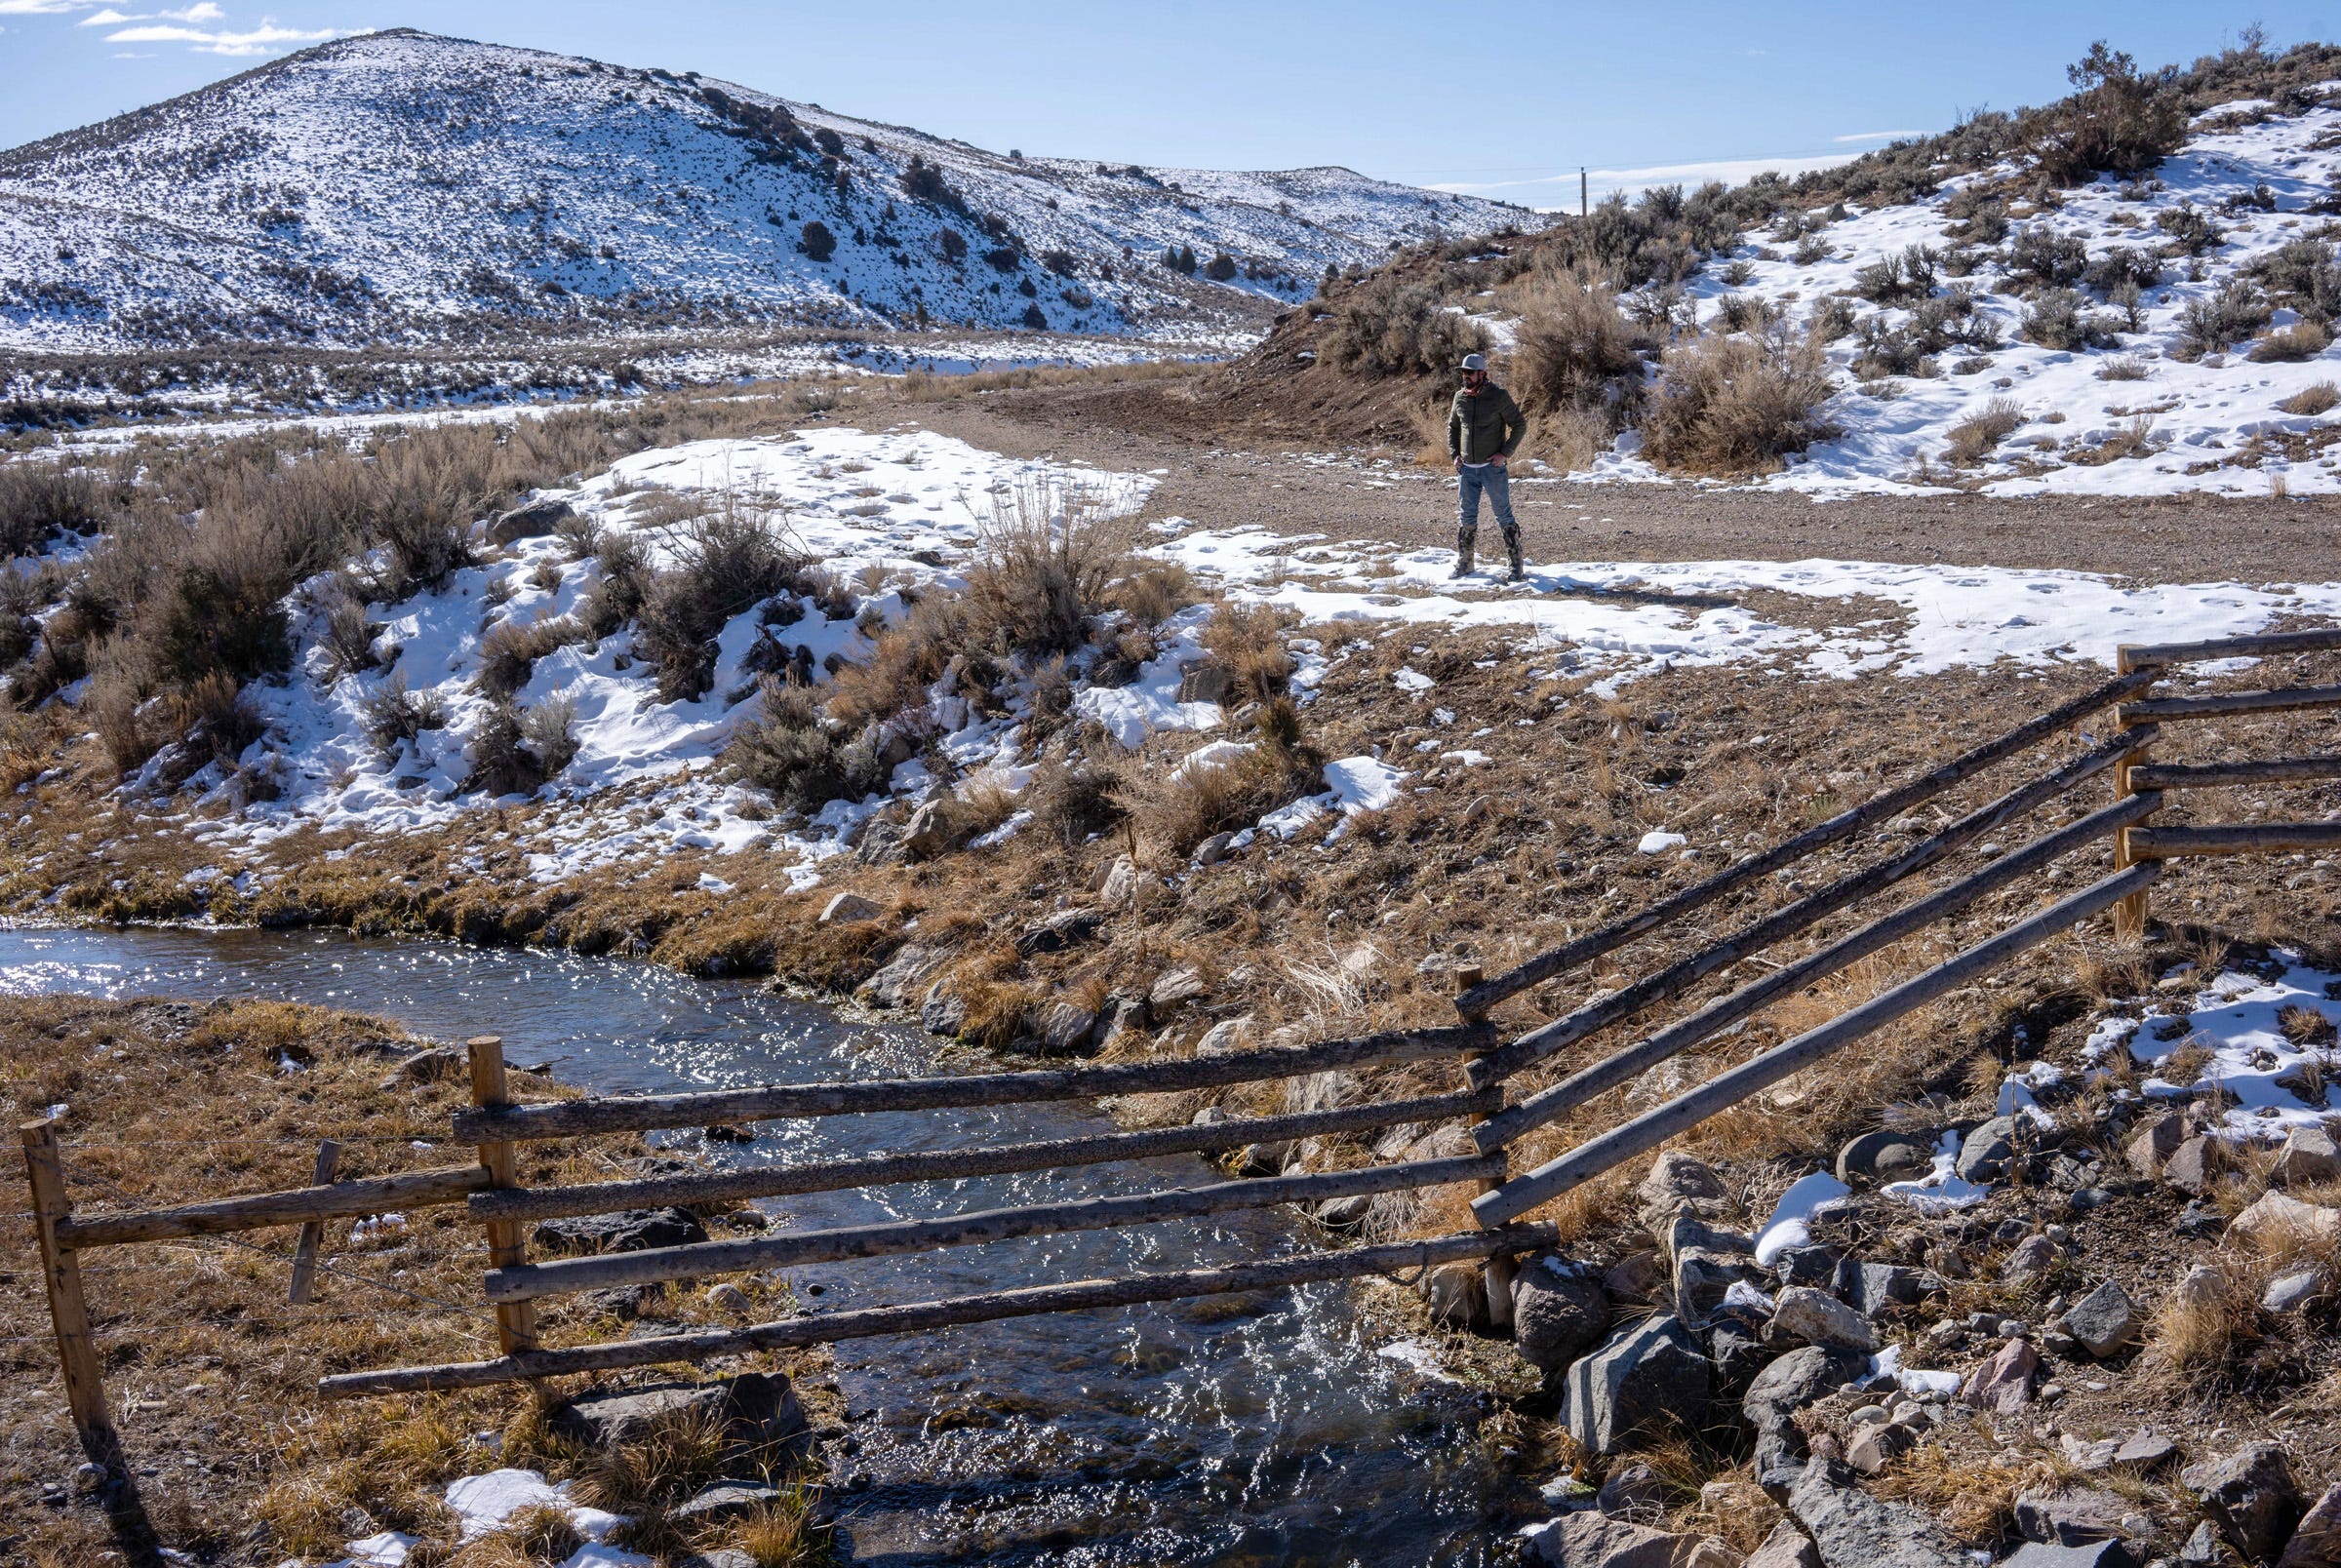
[
  {"x1": 1562, "y1": 1314, "x2": 1712, "y2": 1456},
  {"x1": 1526, "y1": 1512, "x2": 1728, "y2": 1568},
  {"x1": 2263, "y1": 1265, "x2": 2329, "y2": 1314},
  {"x1": 1744, "y1": 1343, "x2": 1869, "y2": 1480},
  {"x1": 856, "y1": 943, "x2": 944, "y2": 1009},
  {"x1": 902, "y1": 798, "x2": 976, "y2": 860},
  {"x1": 550, "y1": 1373, "x2": 805, "y2": 1452},
  {"x1": 2014, "y1": 1487, "x2": 2138, "y2": 1545},
  {"x1": 2279, "y1": 1479, "x2": 2341, "y2": 1568},
  {"x1": 1961, "y1": 1336, "x2": 2039, "y2": 1414},
  {"x1": 2057, "y1": 1279, "x2": 2139, "y2": 1358},
  {"x1": 1596, "y1": 1461, "x2": 1668, "y2": 1524},
  {"x1": 673, "y1": 1480, "x2": 788, "y2": 1524},
  {"x1": 1768, "y1": 1286, "x2": 1878, "y2": 1352},
  {"x1": 1956, "y1": 1117, "x2": 2017, "y2": 1182},
  {"x1": 818, "y1": 890, "x2": 883, "y2": 924},
  {"x1": 1837, "y1": 1130, "x2": 1936, "y2": 1188},
  {"x1": 488, "y1": 495, "x2": 574, "y2": 545},
  {"x1": 1843, "y1": 1262, "x2": 1947, "y2": 1318},
  {"x1": 1786, "y1": 1457, "x2": 1967, "y2": 1568},
  {"x1": 2182, "y1": 1442, "x2": 2304, "y2": 1563},
  {"x1": 2162, "y1": 1136, "x2": 2215, "y2": 1195},
  {"x1": 2276, "y1": 1124, "x2": 2341, "y2": 1187},
  {"x1": 2125, "y1": 1114, "x2": 2186, "y2": 1177},
  {"x1": 919, "y1": 978, "x2": 968, "y2": 1038},
  {"x1": 1031, "y1": 1000, "x2": 1099, "y2": 1056},
  {"x1": 2001, "y1": 1235, "x2": 2059, "y2": 1284},
  {"x1": 1513, "y1": 1254, "x2": 1611, "y2": 1374},
  {"x1": 534, "y1": 1206, "x2": 708, "y2": 1255},
  {"x1": 1745, "y1": 1519, "x2": 1822, "y2": 1568},
  {"x1": 2001, "y1": 1546, "x2": 2137, "y2": 1568}
]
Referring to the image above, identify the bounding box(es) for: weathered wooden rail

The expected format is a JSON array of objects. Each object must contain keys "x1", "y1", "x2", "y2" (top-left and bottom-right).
[{"x1": 21, "y1": 625, "x2": 2341, "y2": 1463}]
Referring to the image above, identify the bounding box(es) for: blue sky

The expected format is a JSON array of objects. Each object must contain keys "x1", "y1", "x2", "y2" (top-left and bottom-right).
[{"x1": 0, "y1": 2, "x2": 2328, "y2": 205}]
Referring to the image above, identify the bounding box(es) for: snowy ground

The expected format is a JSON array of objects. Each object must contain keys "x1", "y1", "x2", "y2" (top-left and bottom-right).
[
  {"x1": 1451, "y1": 89, "x2": 2341, "y2": 498},
  {"x1": 60, "y1": 425, "x2": 2341, "y2": 898}
]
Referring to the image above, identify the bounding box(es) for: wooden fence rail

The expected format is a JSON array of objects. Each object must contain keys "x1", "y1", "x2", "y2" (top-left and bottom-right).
[
  {"x1": 482, "y1": 1154, "x2": 1505, "y2": 1304},
  {"x1": 1465, "y1": 731, "x2": 2152, "y2": 1089},
  {"x1": 450, "y1": 1023, "x2": 1494, "y2": 1144},
  {"x1": 55, "y1": 1165, "x2": 490, "y2": 1250},
  {"x1": 317, "y1": 1222, "x2": 1564, "y2": 1397},
  {"x1": 471, "y1": 1086, "x2": 1501, "y2": 1225}
]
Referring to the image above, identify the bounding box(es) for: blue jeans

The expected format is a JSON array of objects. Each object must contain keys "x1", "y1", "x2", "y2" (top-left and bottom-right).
[{"x1": 1456, "y1": 462, "x2": 1519, "y2": 565}]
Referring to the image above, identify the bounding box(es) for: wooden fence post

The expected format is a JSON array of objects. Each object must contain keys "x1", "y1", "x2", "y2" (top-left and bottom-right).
[
  {"x1": 2112, "y1": 647, "x2": 2160, "y2": 941},
  {"x1": 288, "y1": 1139, "x2": 341, "y2": 1305},
  {"x1": 466, "y1": 1039, "x2": 539, "y2": 1357},
  {"x1": 20, "y1": 1118, "x2": 117, "y2": 1464},
  {"x1": 1451, "y1": 965, "x2": 1515, "y2": 1330}
]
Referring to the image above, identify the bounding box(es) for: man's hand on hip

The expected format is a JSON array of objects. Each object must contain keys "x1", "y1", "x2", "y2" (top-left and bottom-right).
[{"x1": 1490, "y1": 452, "x2": 1508, "y2": 469}]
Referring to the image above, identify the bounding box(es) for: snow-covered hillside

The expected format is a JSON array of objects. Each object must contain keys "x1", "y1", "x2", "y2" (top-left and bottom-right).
[
  {"x1": 0, "y1": 30, "x2": 1514, "y2": 354},
  {"x1": 1457, "y1": 90, "x2": 2341, "y2": 497}
]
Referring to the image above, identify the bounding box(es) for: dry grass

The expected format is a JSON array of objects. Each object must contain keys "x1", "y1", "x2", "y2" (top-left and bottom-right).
[
  {"x1": 2250, "y1": 320, "x2": 2333, "y2": 363},
  {"x1": 1944, "y1": 397, "x2": 2026, "y2": 464},
  {"x1": 2095, "y1": 354, "x2": 2152, "y2": 381},
  {"x1": 2281, "y1": 380, "x2": 2341, "y2": 415},
  {"x1": 1506, "y1": 265, "x2": 1647, "y2": 429}
]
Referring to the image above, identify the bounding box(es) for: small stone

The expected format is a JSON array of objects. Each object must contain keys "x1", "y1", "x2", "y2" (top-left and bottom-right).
[
  {"x1": 672, "y1": 1480, "x2": 786, "y2": 1524},
  {"x1": 703, "y1": 1283, "x2": 752, "y2": 1315},
  {"x1": 533, "y1": 1206, "x2": 709, "y2": 1255},
  {"x1": 1837, "y1": 1130, "x2": 1937, "y2": 1188},
  {"x1": 2263, "y1": 1265, "x2": 2329, "y2": 1313},
  {"x1": 1097, "y1": 854, "x2": 1142, "y2": 908},
  {"x1": 1234, "y1": 1141, "x2": 1292, "y2": 1179},
  {"x1": 1148, "y1": 964, "x2": 1209, "y2": 1011},
  {"x1": 1525, "y1": 1513, "x2": 1720, "y2": 1568},
  {"x1": 1563, "y1": 1314, "x2": 1712, "y2": 1456},
  {"x1": 1315, "y1": 1193, "x2": 1372, "y2": 1230},
  {"x1": 2002, "y1": 1235, "x2": 2059, "y2": 1283},
  {"x1": 2162, "y1": 1136, "x2": 2214, "y2": 1195},
  {"x1": 1514, "y1": 1254, "x2": 1612, "y2": 1374},
  {"x1": 1957, "y1": 1117, "x2": 2018, "y2": 1182},
  {"x1": 818, "y1": 890, "x2": 883, "y2": 924},
  {"x1": 1193, "y1": 831, "x2": 1237, "y2": 866},
  {"x1": 2182, "y1": 1441, "x2": 2305, "y2": 1563},
  {"x1": 2279, "y1": 1479, "x2": 2341, "y2": 1568},
  {"x1": 1638, "y1": 1151, "x2": 1727, "y2": 1215},
  {"x1": 2058, "y1": 1279, "x2": 2140, "y2": 1358},
  {"x1": 1786, "y1": 1458, "x2": 1967, "y2": 1568},
  {"x1": 1767, "y1": 1286, "x2": 1879, "y2": 1352},
  {"x1": 1420, "y1": 1262, "x2": 1488, "y2": 1332},
  {"x1": 1846, "y1": 1421, "x2": 1913, "y2": 1475},
  {"x1": 1195, "y1": 1016, "x2": 1253, "y2": 1056},
  {"x1": 1604, "y1": 1251, "x2": 1662, "y2": 1304},
  {"x1": 2232, "y1": 1190, "x2": 2341, "y2": 1246},
  {"x1": 2173, "y1": 1199, "x2": 2227, "y2": 1239},
  {"x1": 2275, "y1": 1124, "x2": 2341, "y2": 1187},
  {"x1": 2126, "y1": 1114, "x2": 2186, "y2": 1177},
  {"x1": 2014, "y1": 1487, "x2": 2132, "y2": 1545},
  {"x1": 2181, "y1": 1520, "x2": 2224, "y2": 1565},
  {"x1": 1847, "y1": 1404, "x2": 1889, "y2": 1427},
  {"x1": 2059, "y1": 1434, "x2": 2122, "y2": 1472},
  {"x1": 1962, "y1": 1337, "x2": 2040, "y2": 1414},
  {"x1": 1772, "y1": 1245, "x2": 1841, "y2": 1288},
  {"x1": 2000, "y1": 1545, "x2": 2137, "y2": 1568},
  {"x1": 1743, "y1": 1519, "x2": 1820, "y2": 1568},
  {"x1": 2113, "y1": 1431, "x2": 2178, "y2": 1471}
]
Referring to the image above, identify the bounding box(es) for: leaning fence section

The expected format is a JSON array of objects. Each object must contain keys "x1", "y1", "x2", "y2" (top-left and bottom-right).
[{"x1": 20, "y1": 626, "x2": 2341, "y2": 1444}]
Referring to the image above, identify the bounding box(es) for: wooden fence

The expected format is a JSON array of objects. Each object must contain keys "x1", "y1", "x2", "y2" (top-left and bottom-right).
[{"x1": 21, "y1": 627, "x2": 2341, "y2": 1465}]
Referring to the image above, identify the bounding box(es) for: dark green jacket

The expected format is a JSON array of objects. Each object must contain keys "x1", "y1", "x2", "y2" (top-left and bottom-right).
[{"x1": 1448, "y1": 382, "x2": 1527, "y2": 465}]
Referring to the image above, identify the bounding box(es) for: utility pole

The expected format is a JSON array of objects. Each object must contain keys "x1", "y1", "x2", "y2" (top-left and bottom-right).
[{"x1": 1580, "y1": 168, "x2": 1588, "y2": 217}]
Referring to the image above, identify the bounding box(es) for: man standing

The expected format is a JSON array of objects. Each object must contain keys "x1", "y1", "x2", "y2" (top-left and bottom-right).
[{"x1": 1447, "y1": 351, "x2": 1528, "y2": 580}]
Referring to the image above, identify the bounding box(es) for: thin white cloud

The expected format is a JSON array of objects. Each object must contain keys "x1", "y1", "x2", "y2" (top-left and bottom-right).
[
  {"x1": 1833, "y1": 130, "x2": 1924, "y2": 144},
  {"x1": 105, "y1": 19, "x2": 338, "y2": 54},
  {"x1": 0, "y1": 0, "x2": 99, "y2": 14},
  {"x1": 79, "y1": 7, "x2": 136, "y2": 21}
]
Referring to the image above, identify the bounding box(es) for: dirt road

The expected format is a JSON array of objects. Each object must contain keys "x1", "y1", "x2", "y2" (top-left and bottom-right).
[{"x1": 882, "y1": 379, "x2": 2341, "y2": 584}]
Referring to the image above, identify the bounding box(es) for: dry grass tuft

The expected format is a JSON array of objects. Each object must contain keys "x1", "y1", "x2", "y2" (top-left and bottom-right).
[
  {"x1": 1945, "y1": 397, "x2": 2026, "y2": 464},
  {"x1": 2280, "y1": 380, "x2": 2341, "y2": 415},
  {"x1": 1641, "y1": 324, "x2": 1840, "y2": 478}
]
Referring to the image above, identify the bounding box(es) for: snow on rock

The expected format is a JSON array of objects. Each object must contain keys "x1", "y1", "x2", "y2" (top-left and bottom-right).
[
  {"x1": 1324, "y1": 756, "x2": 1408, "y2": 813},
  {"x1": 1754, "y1": 1171, "x2": 1853, "y2": 1266},
  {"x1": 1882, "y1": 1130, "x2": 1996, "y2": 1213},
  {"x1": 1638, "y1": 831, "x2": 1688, "y2": 854}
]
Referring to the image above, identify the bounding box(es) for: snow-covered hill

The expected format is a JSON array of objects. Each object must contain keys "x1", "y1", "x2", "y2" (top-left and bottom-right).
[
  {"x1": 1443, "y1": 88, "x2": 2341, "y2": 497},
  {"x1": 0, "y1": 29, "x2": 1515, "y2": 354}
]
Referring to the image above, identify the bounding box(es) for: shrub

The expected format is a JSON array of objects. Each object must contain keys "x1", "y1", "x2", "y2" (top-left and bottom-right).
[
  {"x1": 899, "y1": 155, "x2": 968, "y2": 215},
  {"x1": 1203, "y1": 252, "x2": 1239, "y2": 283},
  {"x1": 579, "y1": 529, "x2": 653, "y2": 636},
  {"x1": 1641, "y1": 324, "x2": 1841, "y2": 477},
  {"x1": 357, "y1": 671, "x2": 446, "y2": 755},
  {"x1": 153, "y1": 564, "x2": 293, "y2": 684},
  {"x1": 1118, "y1": 700, "x2": 1323, "y2": 853},
  {"x1": 474, "y1": 615, "x2": 582, "y2": 700},
  {"x1": 727, "y1": 680, "x2": 883, "y2": 811},
  {"x1": 1200, "y1": 602, "x2": 1292, "y2": 703},
  {"x1": 86, "y1": 655, "x2": 153, "y2": 774},
  {"x1": 0, "y1": 465, "x2": 105, "y2": 559},
  {"x1": 1020, "y1": 303, "x2": 1048, "y2": 329},
  {"x1": 1944, "y1": 398, "x2": 2026, "y2": 464},
  {"x1": 2021, "y1": 289, "x2": 2122, "y2": 350},
  {"x1": 2096, "y1": 355, "x2": 2150, "y2": 381},
  {"x1": 2026, "y1": 42, "x2": 2187, "y2": 185},
  {"x1": 1324, "y1": 274, "x2": 1490, "y2": 378},
  {"x1": 799, "y1": 220, "x2": 837, "y2": 262},
  {"x1": 2157, "y1": 204, "x2": 2225, "y2": 255},
  {"x1": 1510, "y1": 268, "x2": 1647, "y2": 427},
  {"x1": 2249, "y1": 321, "x2": 2331, "y2": 363},
  {"x1": 1025, "y1": 754, "x2": 1126, "y2": 843},
  {"x1": 1852, "y1": 246, "x2": 1939, "y2": 304},
  {"x1": 1106, "y1": 560, "x2": 1200, "y2": 625},
  {"x1": 636, "y1": 506, "x2": 810, "y2": 702},
  {"x1": 321, "y1": 594, "x2": 379, "y2": 681},
  {"x1": 2007, "y1": 226, "x2": 2087, "y2": 291},
  {"x1": 2177, "y1": 280, "x2": 2273, "y2": 359},
  {"x1": 467, "y1": 702, "x2": 542, "y2": 797},
  {"x1": 2083, "y1": 245, "x2": 2162, "y2": 294},
  {"x1": 961, "y1": 481, "x2": 1129, "y2": 657},
  {"x1": 523, "y1": 693, "x2": 579, "y2": 778},
  {"x1": 2280, "y1": 381, "x2": 2340, "y2": 414}
]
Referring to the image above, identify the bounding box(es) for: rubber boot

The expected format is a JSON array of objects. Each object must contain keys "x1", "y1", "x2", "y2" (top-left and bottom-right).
[
  {"x1": 1507, "y1": 546, "x2": 1525, "y2": 583},
  {"x1": 1453, "y1": 527, "x2": 1476, "y2": 578}
]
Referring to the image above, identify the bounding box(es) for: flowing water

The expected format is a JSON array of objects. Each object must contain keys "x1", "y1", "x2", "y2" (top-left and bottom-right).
[{"x1": 0, "y1": 923, "x2": 1528, "y2": 1566}]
